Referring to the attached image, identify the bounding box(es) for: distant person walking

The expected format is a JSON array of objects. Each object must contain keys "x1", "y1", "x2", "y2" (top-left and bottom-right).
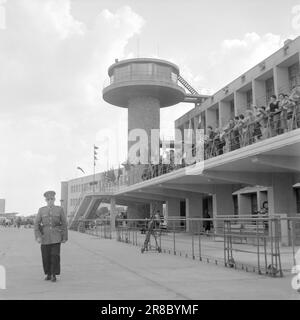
[{"x1": 34, "y1": 191, "x2": 68, "y2": 283}]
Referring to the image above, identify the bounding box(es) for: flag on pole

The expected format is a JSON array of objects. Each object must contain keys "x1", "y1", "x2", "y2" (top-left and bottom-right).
[
  {"x1": 94, "y1": 145, "x2": 99, "y2": 164},
  {"x1": 77, "y1": 167, "x2": 85, "y2": 174}
]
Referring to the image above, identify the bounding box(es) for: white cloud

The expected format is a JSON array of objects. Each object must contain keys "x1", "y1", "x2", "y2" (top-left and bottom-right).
[
  {"x1": 207, "y1": 32, "x2": 291, "y2": 91},
  {"x1": 0, "y1": 0, "x2": 144, "y2": 214},
  {"x1": 160, "y1": 32, "x2": 293, "y2": 139}
]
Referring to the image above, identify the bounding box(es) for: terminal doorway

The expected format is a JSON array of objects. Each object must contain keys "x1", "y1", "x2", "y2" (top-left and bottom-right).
[
  {"x1": 180, "y1": 200, "x2": 186, "y2": 228},
  {"x1": 203, "y1": 196, "x2": 213, "y2": 218},
  {"x1": 295, "y1": 187, "x2": 300, "y2": 213},
  {"x1": 203, "y1": 196, "x2": 213, "y2": 231},
  {"x1": 250, "y1": 193, "x2": 258, "y2": 216}
]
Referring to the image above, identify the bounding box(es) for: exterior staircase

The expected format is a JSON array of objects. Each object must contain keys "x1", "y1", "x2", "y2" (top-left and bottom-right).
[
  {"x1": 178, "y1": 75, "x2": 210, "y2": 104},
  {"x1": 68, "y1": 192, "x2": 113, "y2": 230}
]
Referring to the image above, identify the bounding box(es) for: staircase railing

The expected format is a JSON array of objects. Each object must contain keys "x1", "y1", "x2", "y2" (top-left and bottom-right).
[{"x1": 178, "y1": 75, "x2": 199, "y2": 95}]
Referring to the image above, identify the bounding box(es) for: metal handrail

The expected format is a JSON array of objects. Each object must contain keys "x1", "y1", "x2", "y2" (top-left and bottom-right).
[
  {"x1": 76, "y1": 215, "x2": 300, "y2": 277},
  {"x1": 103, "y1": 71, "x2": 179, "y2": 88}
]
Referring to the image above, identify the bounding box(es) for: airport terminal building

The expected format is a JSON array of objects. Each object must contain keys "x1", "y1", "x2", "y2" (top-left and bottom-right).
[{"x1": 62, "y1": 36, "x2": 300, "y2": 239}]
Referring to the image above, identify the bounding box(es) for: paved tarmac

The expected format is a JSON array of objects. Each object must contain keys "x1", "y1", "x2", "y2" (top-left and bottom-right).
[{"x1": 0, "y1": 227, "x2": 299, "y2": 300}]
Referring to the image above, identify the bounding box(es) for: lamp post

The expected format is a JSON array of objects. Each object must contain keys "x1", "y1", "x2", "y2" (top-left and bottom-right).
[{"x1": 76, "y1": 167, "x2": 85, "y2": 210}]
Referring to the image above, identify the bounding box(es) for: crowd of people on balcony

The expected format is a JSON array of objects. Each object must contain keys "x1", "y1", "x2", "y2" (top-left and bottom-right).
[
  {"x1": 138, "y1": 86, "x2": 300, "y2": 181},
  {"x1": 204, "y1": 86, "x2": 300, "y2": 159},
  {"x1": 99, "y1": 86, "x2": 300, "y2": 185}
]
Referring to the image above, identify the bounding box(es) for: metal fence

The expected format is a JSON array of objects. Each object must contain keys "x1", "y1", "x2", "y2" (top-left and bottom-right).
[
  {"x1": 77, "y1": 218, "x2": 112, "y2": 239},
  {"x1": 75, "y1": 215, "x2": 300, "y2": 278}
]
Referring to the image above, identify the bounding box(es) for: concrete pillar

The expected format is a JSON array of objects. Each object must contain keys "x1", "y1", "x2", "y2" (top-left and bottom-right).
[
  {"x1": 186, "y1": 195, "x2": 203, "y2": 233},
  {"x1": 274, "y1": 66, "x2": 289, "y2": 95},
  {"x1": 268, "y1": 173, "x2": 296, "y2": 246},
  {"x1": 128, "y1": 96, "x2": 160, "y2": 155},
  {"x1": 206, "y1": 104, "x2": 219, "y2": 129},
  {"x1": 268, "y1": 173, "x2": 296, "y2": 216},
  {"x1": 213, "y1": 185, "x2": 234, "y2": 232},
  {"x1": 213, "y1": 185, "x2": 235, "y2": 217},
  {"x1": 166, "y1": 198, "x2": 181, "y2": 217},
  {"x1": 110, "y1": 197, "x2": 117, "y2": 231},
  {"x1": 219, "y1": 101, "x2": 232, "y2": 128},
  {"x1": 253, "y1": 79, "x2": 267, "y2": 107},
  {"x1": 234, "y1": 91, "x2": 247, "y2": 116},
  {"x1": 166, "y1": 198, "x2": 181, "y2": 231}
]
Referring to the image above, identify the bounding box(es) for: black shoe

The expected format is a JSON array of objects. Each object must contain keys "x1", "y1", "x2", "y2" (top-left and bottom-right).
[
  {"x1": 51, "y1": 275, "x2": 57, "y2": 282},
  {"x1": 45, "y1": 275, "x2": 51, "y2": 281}
]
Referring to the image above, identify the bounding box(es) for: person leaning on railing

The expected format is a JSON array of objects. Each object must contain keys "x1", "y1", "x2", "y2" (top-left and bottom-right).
[
  {"x1": 237, "y1": 114, "x2": 245, "y2": 146},
  {"x1": 288, "y1": 85, "x2": 300, "y2": 129},
  {"x1": 227, "y1": 119, "x2": 239, "y2": 151},
  {"x1": 267, "y1": 95, "x2": 280, "y2": 136},
  {"x1": 278, "y1": 93, "x2": 290, "y2": 134},
  {"x1": 255, "y1": 106, "x2": 269, "y2": 139},
  {"x1": 232, "y1": 116, "x2": 241, "y2": 149},
  {"x1": 221, "y1": 120, "x2": 233, "y2": 152},
  {"x1": 252, "y1": 105, "x2": 266, "y2": 141},
  {"x1": 220, "y1": 125, "x2": 229, "y2": 154},
  {"x1": 242, "y1": 109, "x2": 256, "y2": 146},
  {"x1": 204, "y1": 126, "x2": 215, "y2": 159},
  {"x1": 213, "y1": 128, "x2": 226, "y2": 156}
]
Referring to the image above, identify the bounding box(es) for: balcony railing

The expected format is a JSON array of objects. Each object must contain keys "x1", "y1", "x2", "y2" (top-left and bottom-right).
[{"x1": 94, "y1": 102, "x2": 300, "y2": 192}]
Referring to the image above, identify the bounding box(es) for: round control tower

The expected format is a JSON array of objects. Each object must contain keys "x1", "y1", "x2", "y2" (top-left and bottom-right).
[
  {"x1": 103, "y1": 58, "x2": 186, "y2": 152},
  {"x1": 103, "y1": 58, "x2": 186, "y2": 219}
]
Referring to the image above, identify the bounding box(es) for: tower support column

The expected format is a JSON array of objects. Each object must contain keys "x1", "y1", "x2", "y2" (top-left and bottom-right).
[
  {"x1": 128, "y1": 96, "x2": 160, "y2": 159},
  {"x1": 166, "y1": 198, "x2": 182, "y2": 231}
]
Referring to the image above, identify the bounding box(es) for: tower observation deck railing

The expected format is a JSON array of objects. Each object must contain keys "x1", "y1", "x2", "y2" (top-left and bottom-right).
[{"x1": 103, "y1": 70, "x2": 179, "y2": 89}]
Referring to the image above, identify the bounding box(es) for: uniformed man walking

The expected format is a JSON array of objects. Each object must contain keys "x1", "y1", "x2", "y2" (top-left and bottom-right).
[{"x1": 34, "y1": 191, "x2": 68, "y2": 282}]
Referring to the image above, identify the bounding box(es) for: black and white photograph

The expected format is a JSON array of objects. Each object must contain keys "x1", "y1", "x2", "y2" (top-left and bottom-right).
[{"x1": 0, "y1": 0, "x2": 300, "y2": 308}]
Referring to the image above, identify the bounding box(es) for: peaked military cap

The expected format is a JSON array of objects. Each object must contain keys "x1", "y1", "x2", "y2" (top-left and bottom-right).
[{"x1": 43, "y1": 190, "x2": 56, "y2": 198}]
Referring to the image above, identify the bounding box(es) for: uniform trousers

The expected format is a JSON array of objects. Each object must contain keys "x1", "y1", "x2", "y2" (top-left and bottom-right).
[{"x1": 41, "y1": 243, "x2": 61, "y2": 276}]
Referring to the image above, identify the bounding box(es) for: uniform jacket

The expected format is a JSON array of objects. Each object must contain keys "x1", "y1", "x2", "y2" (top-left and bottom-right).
[{"x1": 34, "y1": 205, "x2": 68, "y2": 245}]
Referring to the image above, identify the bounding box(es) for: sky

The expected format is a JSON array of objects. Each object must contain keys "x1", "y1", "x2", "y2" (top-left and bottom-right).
[{"x1": 0, "y1": 0, "x2": 299, "y2": 215}]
